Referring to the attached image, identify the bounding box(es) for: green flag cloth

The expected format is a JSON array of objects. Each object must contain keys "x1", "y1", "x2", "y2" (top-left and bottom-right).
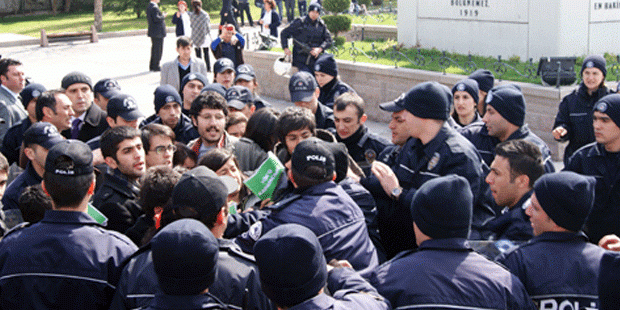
[
  {"x1": 243, "y1": 152, "x2": 285, "y2": 200},
  {"x1": 87, "y1": 203, "x2": 108, "y2": 225}
]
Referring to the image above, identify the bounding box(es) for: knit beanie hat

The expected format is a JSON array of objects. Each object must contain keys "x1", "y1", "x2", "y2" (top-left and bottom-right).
[
  {"x1": 485, "y1": 84, "x2": 526, "y2": 126},
  {"x1": 581, "y1": 55, "x2": 607, "y2": 77}
]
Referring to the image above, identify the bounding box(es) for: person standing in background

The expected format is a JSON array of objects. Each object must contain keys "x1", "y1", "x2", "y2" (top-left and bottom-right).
[
  {"x1": 237, "y1": 0, "x2": 254, "y2": 26},
  {"x1": 190, "y1": 0, "x2": 212, "y2": 72},
  {"x1": 172, "y1": 0, "x2": 192, "y2": 38},
  {"x1": 147, "y1": 0, "x2": 167, "y2": 72}
]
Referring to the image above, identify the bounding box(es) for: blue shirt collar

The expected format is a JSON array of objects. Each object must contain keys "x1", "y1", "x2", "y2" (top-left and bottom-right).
[{"x1": 41, "y1": 210, "x2": 100, "y2": 225}]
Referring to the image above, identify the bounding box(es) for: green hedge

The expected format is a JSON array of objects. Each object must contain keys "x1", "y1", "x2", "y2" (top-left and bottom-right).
[
  {"x1": 323, "y1": 14, "x2": 352, "y2": 37},
  {"x1": 323, "y1": 0, "x2": 351, "y2": 13}
]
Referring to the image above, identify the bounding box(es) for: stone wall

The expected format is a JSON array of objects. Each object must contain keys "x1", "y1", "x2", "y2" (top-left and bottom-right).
[{"x1": 244, "y1": 49, "x2": 578, "y2": 160}]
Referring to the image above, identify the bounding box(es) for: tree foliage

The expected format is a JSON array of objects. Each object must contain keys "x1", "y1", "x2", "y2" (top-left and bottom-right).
[
  {"x1": 323, "y1": 0, "x2": 350, "y2": 14},
  {"x1": 323, "y1": 15, "x2": 351, "y2": 37}
]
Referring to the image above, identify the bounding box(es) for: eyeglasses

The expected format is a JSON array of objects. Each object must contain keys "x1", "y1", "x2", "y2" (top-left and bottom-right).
[{"x1": 152, "y1": 144, "x2": 177, "y2": 155}]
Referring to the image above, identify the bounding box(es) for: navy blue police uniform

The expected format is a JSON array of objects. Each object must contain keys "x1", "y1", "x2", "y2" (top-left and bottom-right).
[
  {"x1": 0, "y1": 210, "x2": 137, "y2": 309},
  {"x1": 234, "y1": 181, "x2": 379, "y2": 276},
  {"x1": 315, "y1": 101, "x2": 336, "y2": 132},
  {"x1": 109, "y1": 238, "x2": 274, "y2": 310},
  {"x1": 483, "y1": 190, "x2": 533, "y2": 241},
  {"x1": 140, "y1": 113, "x2": 199, "y2": 144},
  {"x1": 599, "y1": 251, "x2": 620, "y2": 310},
  {"x1": 337, "y1": 125, "x2": 391, "y2": 175},
  {"x1": 0, "y1": 118, "x2": 31, "y2": 165},
  {"x1": 1, "y1": 162, "x2": 41, "y2": 211},
  {"x1": 371, "y1": 238, "x2": 535, "y2": 310},
  {"x1": 564, "y1": 142, "x2": 620, "y2": 243},
  {"x1": 361, "y1": 125, "x2": 496, "y2": 257},
  {"x1": 318, "y1": 79, "x2": 354, "y2": 109},
  {"x1": 554, "y1": 84, "x2": 612, "y2": 164},
  {"x1": 280, "y1": 15, "x2": 333, "y2": 73},
  {"x1": 459, "y1": 123, "x2": 556, "y2": 173},
  {"x1": 497, "y1": 231, "x2": 606, "y2": 309}
]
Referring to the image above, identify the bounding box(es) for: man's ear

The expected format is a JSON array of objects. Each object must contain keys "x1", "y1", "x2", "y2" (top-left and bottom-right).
[
  {"x1": 192, "y1": 116, "x2": 198, "y2": 127},
  {"x1": 515, "y1": 174, "x2": 530, "y2": 189},
  {"x1": 217, "y1": 206, "x2": 228, "y2": 224},
  {"x1": 42, "y1": 106, "x2": 53, "y2": 119},
  {"x1": 41, "y1": 180, "x2": 50, "y2": 197},
  {"x1": 106, "y1": 116, "x2": 116, "y2": 128},
  {"x1": 359, "y1": 113, "x2": 367, "y2": 125},
  {"x1": 24, "y1": 146, "x2": 35, "y2": 161},
  {"x1": 104, "y1": 156, "x2": 119, "y2": 170},
  {"x1": 288, "y1": 169, "x2": 298, "y2": 188}
]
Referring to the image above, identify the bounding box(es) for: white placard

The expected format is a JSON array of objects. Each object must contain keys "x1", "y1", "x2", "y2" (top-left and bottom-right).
[
  {"x1": 590, "y1": 0, "x2": 620, "y2": 22},
  {"x1": 418, "y1": 0, "x2": 528, "y2": 23}
]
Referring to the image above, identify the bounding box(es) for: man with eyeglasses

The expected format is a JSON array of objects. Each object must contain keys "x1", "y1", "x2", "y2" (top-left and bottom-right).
[
  {"x1": 142, "y1": 123, "x2": 176, "y2": 169},
  {"x1": 188, "y1": 91, "x2": 237, "y2": 159}
]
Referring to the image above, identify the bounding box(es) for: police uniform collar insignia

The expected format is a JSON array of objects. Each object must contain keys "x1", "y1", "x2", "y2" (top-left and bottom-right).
[
  {"x1": 248, "y1": 221, "x2": 263, "y2": 241},
  {"x1": 427, "y1": 152, "x2": 440, "y2": 170}
]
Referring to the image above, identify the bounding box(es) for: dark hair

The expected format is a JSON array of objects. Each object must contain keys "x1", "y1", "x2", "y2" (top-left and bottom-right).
[
  {"x1": 43, "y1": 156, "x2": 94, "y2": 208},
  {"x1": 291, "y1": 166, "x2": 332, "y2": 189},
  {"x1": 0, "y1": 153, "x2": 8, "y2": 174},
  {"x1": 244, "y1": 108, "x2": 280, "y2": 152},
  {"x1": 172, "y1": 142, "x2": 198, "y2": 168},
  {"x1": 333, "y1": 92, "x2": 364, "y2": 119},
  {"x1": 35, "y1": 89, "x2": 62, "y2": 122},
  {"x1": 197, "y1": 148, "x2": 251, "y2": 201},
  {"x1": 100, "y1": 126, "x2": 142, "y2": 161},
  {"x1": 192, "y1": 0, "x2": 202, "y2": 13},
  {"x1": 141, "y1": 123, "x2": 176, "y2": 154},
  {"x1": 226, "y1": 111, "x2": 248, "y2": 132},
  {"x1": 189, "y1": 91, "x2": 229, "y2": 118},
  {"x1": 276, "y1": 107, "x2": 316, "y2": 144},
  {"x1": 139, "y1": 166, "x2": 182, "y2": 219},
  {"x1": 0, "y1": 58, "x2": 21, "y2": 77},
  {"x1": 176, "y1": 36, "x2": 192, "y2": 48},
  {"x1": 18, "y1": 184, "x2": 53, "y2": 223},
  {"x1": 494, "y1": 139, "x2": 544, "y2": 187}
]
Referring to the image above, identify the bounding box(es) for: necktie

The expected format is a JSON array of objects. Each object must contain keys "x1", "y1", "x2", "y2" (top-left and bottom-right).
[{"x1": 71, "y1": 118, "x2": 82, "y2": 140}]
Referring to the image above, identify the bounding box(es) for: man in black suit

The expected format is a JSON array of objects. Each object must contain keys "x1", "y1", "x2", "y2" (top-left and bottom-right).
[
  {"x1": 60, "y1": 72, "x2": 109, "y2": 143},
  {"x1": 147, "y1": 0, "x2": 167, "y2": 72}
]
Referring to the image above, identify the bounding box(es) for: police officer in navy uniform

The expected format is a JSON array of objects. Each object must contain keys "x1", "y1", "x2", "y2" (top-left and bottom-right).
[
  {"x1": 469, "y1": 69, "x2": 495, "y2": 115},
  {"x1": 235, "y1": 138, "x2": 379, "y2": 276},
  {"x1": 360, "y1": 81, "x2": 495, "y2": 258},
  {"x1": 497, "y1": 171, "x2": 606, "y2": 309},
  {"x1": 333, "y1": 92, "x2": 391, "y2": 175},
  {"x1": 289, "y1": 71, "x2": 335, "y2": 132},
  {"x1": 564, "y1": 93, "x2": 620, "y2": 244},
  {"x1": 254, "y1": 224, "x2": 389, "y2": 310},
  {"x1": 459, "y1": 84, "x2": 556, "y2": 173},
  {"x1": 314, "y1": 54, "x2": 355, "y2": 109},
  {"x1": 0, "y1": 140, "x2": 138, "y2": 309},
  {"x1": 482, "y1": 139, "x2": 545, "y2": 241},
  {"x1": 280, "y1": 2, "x2": 333, "y2": 73},
  {"x1": 110, "y1": 166, "x2": 275, "y2": 310},
  {"x1": 2, "y1": 122, "x2": 64, "y2": 212},
  {"x1": 145, "y1": 219, "x2": 229, "y2": 310},
  {"x1": 141, "y1": 85, "x2": 199, "y2": 144},
  {"x1": 553, "y1": 55, "x2": 612, "y2": 164},
  {"x1": 370, "y1": 175, "x2": 535, "y2": 309}
]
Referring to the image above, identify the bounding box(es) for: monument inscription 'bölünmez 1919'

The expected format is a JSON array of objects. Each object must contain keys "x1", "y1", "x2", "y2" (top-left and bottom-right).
[{"x1": 398, "y1": 0, "x2": 620, "y2": 60}]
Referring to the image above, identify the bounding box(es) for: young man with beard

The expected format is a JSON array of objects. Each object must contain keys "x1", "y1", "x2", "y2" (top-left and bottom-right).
[
  {"x1": 188, "y1": 91, "x2": 237, "y2": 159},
  {"x1": 93, "y1": 126, "x2": 146, "y2": 233}
]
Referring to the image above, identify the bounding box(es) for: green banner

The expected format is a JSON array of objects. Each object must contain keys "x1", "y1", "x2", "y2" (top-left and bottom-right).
[
  {"x1": 87, "y1": 203, "x2": 108, "y2": 225},
  {"x1": 243, "y1": 152, "x2": 285, "y2": 200}
]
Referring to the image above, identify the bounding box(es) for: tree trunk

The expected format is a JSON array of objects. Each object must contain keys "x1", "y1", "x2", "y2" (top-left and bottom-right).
[
  {"x1": 64, "y1": 0, "x2": 71, "y2": 13},
  {"x1": 94, "y1": 0, "x2": 103, "y2": 31},
  {"x1": 51, "y1": 0, "x2": 57, "y2": 14}
]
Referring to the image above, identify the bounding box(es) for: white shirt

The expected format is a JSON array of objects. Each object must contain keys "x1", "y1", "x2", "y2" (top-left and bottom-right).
[
  {"x1": 181, "y1": 11, "x2": 192, "y2": 38},
  {"x1": 261, "y1": 10, "x2": 272, "y2": 35}
]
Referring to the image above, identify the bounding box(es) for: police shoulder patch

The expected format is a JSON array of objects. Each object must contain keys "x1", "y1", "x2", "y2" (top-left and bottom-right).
[
  {"x1": 248, "y1": 221, "x2": 263, "y2": 241},
  {"x1": 427, "y1": 152, "x2": 441, "y2": 171}
]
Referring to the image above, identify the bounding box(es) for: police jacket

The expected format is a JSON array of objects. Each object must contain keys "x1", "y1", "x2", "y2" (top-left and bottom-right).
[
  {"x1": 1, "y1": 117, "x2": 30, "y2": 165},
  {"x1": 141, "y1": 114, "x2": 200, "y2": 145},
  {"x1": 483, "y1": 190, "x2": 533, "y2": 241},
  {"x1": 91, "y1": 169, "x2": 143, "y2": 233},
  {"x1": 61, "y1": 103, "x2": 110, "y2": 143},
  {"x1": 1, "y1": 162, "x2": 41, "y2": 211},
  {"x1": 360, "y1": 124, "x2": 496, "y2": 258},
  {"x1": 315, "y1": 102, "x2": 336, "y2": 132},
  {"x1": 496, "y1": 231, "x2": 606, "y2": 309},
  {"x1": 280, "y1": 15, "x2": 333, "y2": 67},
  {"x1": 318, "y1": 78, "x2": 355, "y2": 109},
  {"x1": 110, "y1": 238, "x2": 275, "y2": 310},
  {"x1": 599, "y1": 251, "x2": 620, "y2": 310},
  {"x1": 288, "y1": 267, "x2": 389, "y2": 310},
  {"x1": 143, "y1": 293, "x2": 230, "y2": 310},
  {"x1": 235, "y1": 181, "x2": 379, "y2": 276},
  {"x1": 564, "y1": 142, "x2": 620, "y2": 243},
  {"x1": 459, "y1": 123, "x2": 556, "y2": 173},
  {"x1": 554, "y1": 83, "x2": 611, "y2": 163},
  {"x1": 337, "y1": 125, "x2": 391, "y2": 175},
  {"x1": 370, "y1": 238, "x2": 536, "y2": 310},
  {"x1": 0, "y1": 210, "x2": 137, "y2": 310}
]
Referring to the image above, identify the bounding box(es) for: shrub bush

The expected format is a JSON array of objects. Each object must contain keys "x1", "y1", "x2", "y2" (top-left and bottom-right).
[
  {"x1": 358, "y1": 0, "x2": 371, "y2": 6},
  {"x1": 323, "y1": 0, "x2": 351, "y2": 14},
  {"x1": 334, "y1": 36, "x2": 346, "y2": 46},
  {"x1": 323, "y1": 14, "x2": 352, "y2": 37}
]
